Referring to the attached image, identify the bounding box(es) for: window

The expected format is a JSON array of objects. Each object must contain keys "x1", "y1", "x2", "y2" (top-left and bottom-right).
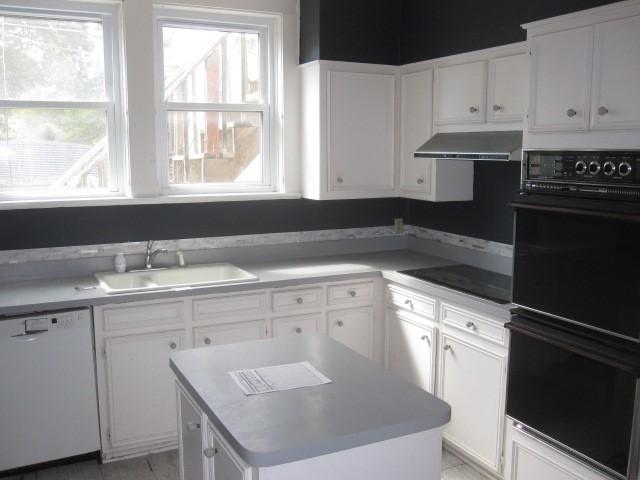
[
  {"x1": 0, "y1": 1, "x2": 123, "y2": 200},
  {"x1": 155, "y1": 9, "x2": 278, "y2": 194}
]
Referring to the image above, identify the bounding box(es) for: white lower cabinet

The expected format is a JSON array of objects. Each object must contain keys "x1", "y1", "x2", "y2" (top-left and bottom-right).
[
  {"x1": 327, "y1": 307, "x2": 375, "y2": 360},
  {"x1": 194, "y1": 320, "x2": 266, "y2": 348},
  {"x1": 504, "y1": 420, "x2": 611, "y2": 480},
  {"x1": 385, "y1": 308, "x2": 435, "y2": 393},
  {"x1": 103, "y1": 330, "x2": 185, "y2": 450},
  {"x1": 438, "y1": 330, "x2": 507, "y2": 473}
]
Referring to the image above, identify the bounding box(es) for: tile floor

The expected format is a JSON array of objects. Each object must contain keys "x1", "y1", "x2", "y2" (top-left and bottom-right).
[{"x1": 4, "y1": 448, "x2": 488, "y2": 480}]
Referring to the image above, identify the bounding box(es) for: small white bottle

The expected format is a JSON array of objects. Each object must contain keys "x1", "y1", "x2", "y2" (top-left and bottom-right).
[{"x1": 114, "y1": 252, "x2": 127, "y2": 273}]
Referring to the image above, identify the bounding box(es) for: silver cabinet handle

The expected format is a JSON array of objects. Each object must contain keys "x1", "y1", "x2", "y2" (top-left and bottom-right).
[
  {"x1": 404, "y1": 299, "x2": 413, "y2": 308},
  {"x1": 296, "y1": 297, "x2": 303, "y2": 304},
  {"x1": 466, "y1": 321, "x2": 476, "y2": 330},
  {"x1": 493, "y1": 104, "x2": 502, "y2": 112},
  {"x1": 169, "y1": 342, "x2": 177, "y2": 350},
  {"x1": 337, "y1": 320, "x2": 344, "y2": 327},
  {"x1": 204, "y1": 337, "x2": 211, "y2": 345},
  {"x1": 336, "y1": 177, "x2": 344, "y2": 184},
  {"x1": 295, "y1": 327, "x2": 302, "y2": 334},
  {"x1": 417, "y1": 178, "x2": 424, "y2": 185},
  {"x1": 186, "y1": 421, "x2": 199, "y2": 432},
  {"x1": 598, "y1": 106, "x2": 609, "y2": 116},
  {"x1": 348, "y1": 290, "x2": 357, "y2": 297},
  {"x1": 204, "y1": 447, "x2": 216, "y2": 458},
  {"x1": 444, "y1": 344, "x2": 452, "y2": 352},
  {"x1": 567, "y1": 108, "x2": 577, "y2": 118},
  {"x1": 469, "y1": 106, "x2": 479, "y2": 113}
]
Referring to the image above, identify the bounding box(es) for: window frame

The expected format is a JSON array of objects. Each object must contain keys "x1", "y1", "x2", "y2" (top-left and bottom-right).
[
  {"x1": 0, "y1": 0, "x2": 125, "y2": 202},
  {"x1": 153, "y1": 7, "x2": 280, "y2": 195}
]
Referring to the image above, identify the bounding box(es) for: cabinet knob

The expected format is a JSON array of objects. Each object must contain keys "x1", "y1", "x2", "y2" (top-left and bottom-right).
[
  {"x1": 348, "y1": 290, "x2": 357, "y2": 297},
  {"x1": 336, "y1": 177, "x2": 344, "y2": 184},
  {"x1": 444, "y1": 344, "x2": 453, "y2": 352},
  {"x1": 469, "y1": 106, "x2": 479, "y2": 114},
  {"x1": 296, "y1": 297, "x2": 303, "y2": 304},
  {"x1": 204, "y1": 447, "x2": 216, "y2": 458},
  {"x1": 566, "y1": 108, "x2": 577, "y2": 118},
  {"x1": 169, "y1": 342, "x2": 177, "y2": 350},
  {"x1": 186, "y1": 422, "x2": 200, "y2": 432},
  {"x1": 337, "y1": 320, "x2": 344, "y2": 327},
  {"x1": 295, "y1": 327, "x2": 302, "y2": 334},
  {"x1": 598, "y1": 106, "x2": 609, "y2": 116},
  {"x1": 204, "y1": 337, "x2": 211, "y2": 345},
  {"x1": 416, "y1": 178, "x2": 424, "y2": 185},
  {"x1": 493, "y1": 104, "x2": 502, "y2": 112},
  {"x1": 404, "y1": 299, "x2": 413, "y2": 308},
  {"x1": 465, "y1": 321, "x2": 476, "y2": 330},
  {"x1": 421, "y1": 335, "x2": 429, "y2": 342}
]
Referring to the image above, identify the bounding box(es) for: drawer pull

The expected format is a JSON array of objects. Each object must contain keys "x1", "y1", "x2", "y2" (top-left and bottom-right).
[
  {"x1": 348, "y1": 290, "x2": 357, "y2": 297},
  {"x1": 421, "y1": 335, "x2": 430, "y2": 344},
  {"x1": 337, "y1": 320, "x2": 344, "y2": 327},
  {"x1": 295, "y1": 327, "x2": 303, "y2": 334},
  {"x1": 417, "y1": 178, "x2": 424, "y2": 185},
  {"x1": 186, "y1": 422, "x2": 200, "y2": 432},
  {"x1": 465, "y1": 321, "x2": 476, "y2": 330},
  {"x1": 204, "y1": 337, "x2": 211, "y2": 345},
  {"x1": 444, "y1": 344, "x2": 453, "y2": 352},
  {"x1": 296, "y1": 297, "x2": 303, "y2": 304},
  {"x1": 169, "y1": 342, "x2": 177, "y2": 350},
  {"x1": 567, "y1": 108, "x2": 577, "y2": 118},
  {"x1": 404, "y1": 299, "x2": 413, "y2": 308}
]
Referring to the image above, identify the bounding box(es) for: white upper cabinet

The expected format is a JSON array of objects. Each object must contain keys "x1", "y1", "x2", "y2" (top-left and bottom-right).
[
  {"x1": 528, "y1": 26, "x2": 593, "y2": 131},
  {"x1": 488, "y1": 54, "x2": 529, "y2": 122},
  {"x1": 435, "y1": 61, "x2": 487, "y2": 125},
  {"x1": 591, "y1": 15, "x2": 640, "y2": 130}
]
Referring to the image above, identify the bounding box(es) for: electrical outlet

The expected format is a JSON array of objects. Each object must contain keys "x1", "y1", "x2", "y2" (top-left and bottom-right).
[{"x1": 394, "y1": 218, "x2": 404, "y2": 234}]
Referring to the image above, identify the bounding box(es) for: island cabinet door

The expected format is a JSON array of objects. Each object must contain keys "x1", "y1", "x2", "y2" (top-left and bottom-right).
[
  {"x1": 103, "y1": 330, "x2": 185, "y2": 449},
  {"x1": 384, "y1": 309, "x2": 435, "y2": 393},
  {"x1": 205, "y1": 423, "x2": 252, "y2": 480},
  {"x1": 438, "y1": 332, "x2": 507, "y2": 474},
  {"x1": 178, "y1": 389, "x2": 204, "y2": 480},
  {"x1": 327, "y1": 307, "x2": 374, "y2": 360}
]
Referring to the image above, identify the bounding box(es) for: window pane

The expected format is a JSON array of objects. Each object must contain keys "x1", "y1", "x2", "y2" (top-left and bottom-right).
[
  {"x1": 166, "y1": 111, "x2": 263, "y2": 185},
  {"x1": 163, "y1": 26, "x2": 261, "y2": 104},
  {"x1": 0, "y1": 109, "x2": 110, "y2": 192},
  {"x1": 0, "y1": 15, "x2": 106, "y2": 101}
]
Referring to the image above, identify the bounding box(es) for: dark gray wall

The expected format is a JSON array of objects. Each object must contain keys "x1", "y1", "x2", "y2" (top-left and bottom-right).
[{"x1": 0, "y1": 198, "x2": 406, "y2": 250}]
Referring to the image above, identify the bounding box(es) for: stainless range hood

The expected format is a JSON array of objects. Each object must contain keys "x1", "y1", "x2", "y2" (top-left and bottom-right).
[{"x1": 415, "y1": 130, "x2": 523, "y2": 161}]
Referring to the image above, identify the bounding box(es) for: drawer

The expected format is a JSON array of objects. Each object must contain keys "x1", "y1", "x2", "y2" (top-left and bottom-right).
[
  {"x1": 272, "y1": 287, "x2": 324, "y2": 312},
  {"x1": 386, "y1": 284, "x2": 436, "y2": 319},
  {"x1": 327, "y1": 281, "x2": 375, "y2": 306},
  {"x1": 193, "y1": 291, "x2": 267, "y2": 323},
  {"x1": 102, "y1": 300, "x2": 185, "y2": 331},
  {"x1": 441, "y1": 303, "x2": 506, "y2": 346},
  {"x1": 271, "y1": 313, "x2": 321, "y2": 337},
  {"x1": 193, "y1": 319, "x2": 266, "y2": 348}
]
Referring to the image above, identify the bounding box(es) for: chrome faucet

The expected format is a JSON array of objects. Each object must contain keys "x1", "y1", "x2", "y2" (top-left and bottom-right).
[{"x1": 145, "y1": 240, "x2": 168, "y2": 269}]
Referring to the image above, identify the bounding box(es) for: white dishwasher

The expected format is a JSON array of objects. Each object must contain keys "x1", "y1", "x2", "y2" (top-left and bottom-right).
[{"x1": 0, "y1": 308, "x2": 101, "y2": 472}]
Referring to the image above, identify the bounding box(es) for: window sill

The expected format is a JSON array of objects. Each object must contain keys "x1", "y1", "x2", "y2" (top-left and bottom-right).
[{"x1": 0, "y1": 191, "x2": 303, "y2": 210}]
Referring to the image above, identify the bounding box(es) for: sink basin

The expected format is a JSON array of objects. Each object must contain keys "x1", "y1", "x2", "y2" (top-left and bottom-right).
[{"x1": 95, "y1": 263, "x2": 258, "y2": 294}]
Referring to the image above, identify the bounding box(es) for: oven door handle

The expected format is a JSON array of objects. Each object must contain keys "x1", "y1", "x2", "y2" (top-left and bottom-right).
[
  {"x1": 510, "y1": 197, "x2": 640, "y2": 223},
  {"x1": 506, "y1": 318, "x2": 640, "y2": 375}
]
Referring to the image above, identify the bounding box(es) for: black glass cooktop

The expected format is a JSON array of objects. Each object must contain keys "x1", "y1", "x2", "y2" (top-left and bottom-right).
[{"x1": 399, "y1": 265, "x2": 512, "y2": 305}]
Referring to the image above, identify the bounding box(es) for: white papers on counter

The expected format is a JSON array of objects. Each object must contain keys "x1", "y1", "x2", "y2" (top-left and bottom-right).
[{"x1": 229, "y1": 361, "x2": 332, "y2": 395}]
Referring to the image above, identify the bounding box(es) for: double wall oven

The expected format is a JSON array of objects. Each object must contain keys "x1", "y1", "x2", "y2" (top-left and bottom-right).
[{"x1": 507, "y1": 150, "x2": 640, "y2": 480}]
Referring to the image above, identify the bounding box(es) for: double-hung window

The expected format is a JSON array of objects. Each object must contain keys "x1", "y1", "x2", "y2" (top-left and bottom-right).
[
  {"x1": 0, "y1": 1, "x2": 123, "y2": 200},
  {"x1": 155, "y1": 8, "x2": 278, "y2": 194}
]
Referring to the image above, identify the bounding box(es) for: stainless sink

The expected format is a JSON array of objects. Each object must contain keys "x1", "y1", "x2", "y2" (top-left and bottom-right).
[{"x1": 95, "y1": 263, "x2": 258, "y2": 294}]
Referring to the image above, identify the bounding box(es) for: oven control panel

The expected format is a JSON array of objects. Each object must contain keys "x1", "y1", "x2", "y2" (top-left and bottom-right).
[{"x1": 522, "y1": 151, "x2": 640, "y2": 200}]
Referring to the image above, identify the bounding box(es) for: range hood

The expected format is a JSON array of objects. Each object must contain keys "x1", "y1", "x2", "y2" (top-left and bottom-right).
[{"x1": 415, "y1": 130, "x2": 523, "y2": 161}]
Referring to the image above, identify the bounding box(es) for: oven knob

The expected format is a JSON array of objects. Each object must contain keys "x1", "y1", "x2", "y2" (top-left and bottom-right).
[
  {"x1": 575, "y1": 160, "x2": 587, "y2": 175},
  {"x1": 603, "y1": 161, "x2": 616, "y2": 176},
  {"x1": 588, "y1": 161, "x2": 601, "y2": 175},
  {"x1": 619, "y1": 162, "x2": 632, "y2": 177}
]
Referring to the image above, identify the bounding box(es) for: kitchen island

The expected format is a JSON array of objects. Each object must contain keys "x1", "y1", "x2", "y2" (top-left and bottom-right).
[{"x1": 170, "y1": 335, "x2": 451, "y2": 480}]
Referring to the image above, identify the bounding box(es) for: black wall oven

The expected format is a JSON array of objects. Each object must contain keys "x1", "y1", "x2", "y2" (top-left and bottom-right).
[{"x1": 507, "y1": 150, "x2": 640, "y2": 480}]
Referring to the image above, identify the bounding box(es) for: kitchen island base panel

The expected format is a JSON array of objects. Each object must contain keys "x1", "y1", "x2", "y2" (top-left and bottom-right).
[{"x1": 257, "y1": 428, "x2": 443, "y2": 480}]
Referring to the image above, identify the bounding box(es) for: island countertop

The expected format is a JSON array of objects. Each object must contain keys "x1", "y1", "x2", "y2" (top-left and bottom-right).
[{"x1": 170, "y1": 335, "x2": 451, "y2": 467}]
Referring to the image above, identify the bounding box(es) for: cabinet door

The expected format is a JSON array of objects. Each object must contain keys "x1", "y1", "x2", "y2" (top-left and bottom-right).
[
  {"x1": 194, "y1": 320, "x2": 265, "y2": 348},
  {"x1": 435, "y1": 61, "x2": 487, "y2": 125},
  {"x1": 529, "y1": 26, "x2": 593, "y2": 131},
  {"x1": 105, "y1": 330, "x2": 184, "y2": 448},
  {"x1": 400, "y1": 70, "x2": 433, "y2": 194},
  {"x1": 327, "y1": 307, "x2": 374, "y2": 359},
  {"x1": 385, "y1": 309, "x2": 435, "y2": 393},
  {"x1": 179, "y1": 389, "x2": 204, "y2": 480},
  {"x1": 271, "y1": 313, "x2": 321, "y2": 337},
  {"x1": 327, "y1": 71, "x2": 395, "y2": 193},
  {"x1": 591, "y1": 15, "x2": 640, "y2": 130},
  {"x1": 488, "y1": 54, "x2": 528, "y2": 122},
  {"x1": 208, "y1": 425, "x2": 251, "y2": 480},
  {"x1": 439, "y1": 333, "x2": 506, "y2": 473}
]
